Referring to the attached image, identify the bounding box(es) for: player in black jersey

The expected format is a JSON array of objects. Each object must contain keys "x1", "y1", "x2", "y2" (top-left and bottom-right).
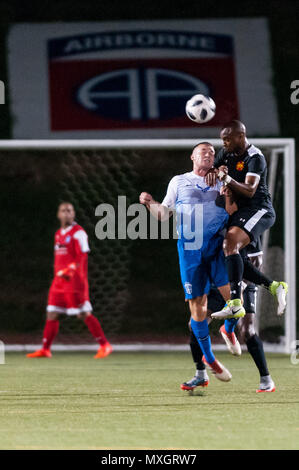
[
  {"x1": 181, "y1": 238, "x2": 276, "y2": 393},
  {"x1": 206, "y1": 120, "x2": 288, "y2": 320}
]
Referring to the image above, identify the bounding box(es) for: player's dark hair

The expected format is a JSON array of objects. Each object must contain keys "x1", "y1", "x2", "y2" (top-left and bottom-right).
[
  {"x1": 58, "y1": 201, "x2": 74, "y2": 209},
  {"x1": 192, "y1": 141, "x2": 214, "y2": 151}
]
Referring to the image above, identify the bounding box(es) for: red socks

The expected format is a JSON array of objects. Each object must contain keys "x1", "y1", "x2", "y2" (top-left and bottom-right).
[
  {"x1": 41, "y1": 315, "x2": 107, "y2": 350},
  {"x1": 84, "y1": 314, "x2": 108, "y2": 346},
  {"x1": 42, "y1": 319, "x2": 59, "y2": 350}
]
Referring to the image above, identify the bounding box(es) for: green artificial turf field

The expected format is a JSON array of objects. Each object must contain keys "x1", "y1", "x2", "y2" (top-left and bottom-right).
[{"x1": 0, "y1": 351, "x2": 298, "y2": 450}]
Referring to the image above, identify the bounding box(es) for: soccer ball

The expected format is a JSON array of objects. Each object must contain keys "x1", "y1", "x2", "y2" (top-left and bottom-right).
[{"x1": 185, "y1": 94, "x2": 216, "y2": 124}]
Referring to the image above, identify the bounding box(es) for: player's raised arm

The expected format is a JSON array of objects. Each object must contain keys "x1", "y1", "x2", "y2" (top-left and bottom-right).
[
  {"x1": 139, "y1": 192, "x2": 172, "y2": 221},
  {"x1": 218, "y1": 165, "x2": 259, "y2": 199}
]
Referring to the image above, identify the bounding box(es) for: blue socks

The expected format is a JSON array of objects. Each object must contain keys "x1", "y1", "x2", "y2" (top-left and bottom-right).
[
  {"x1": 190, "y1": 318, "x2": 215, "y2": 364},
  {"x1": 224, "y1": 318, "x2": 239, "y2": 333}
]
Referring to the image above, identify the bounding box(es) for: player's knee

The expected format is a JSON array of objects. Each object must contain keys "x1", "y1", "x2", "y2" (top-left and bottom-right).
[
  {"x1": 47, "y1": 312, "x2": 59, "y2": 321},
  {"x1": 78, "y1": 311, "x2": 91, "y2": 320},
  {"x1": 223, "y1": 234, "x2": 239, "y2": 256},
  {"x1": 189, "y1": 297, "x2": 207, "y2": 322},
  {"x1": 242, "y1": 322, "x2": 256, "y2": 342},
  {"x1": 77, "y1": 312, "x2": 87, "y2": 320}
]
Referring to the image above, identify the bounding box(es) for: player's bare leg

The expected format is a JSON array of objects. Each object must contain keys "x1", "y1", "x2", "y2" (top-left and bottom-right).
[
  {"x1": 26, "y1": 312, "x2": 59, "y2": 358},
  {"x1": 189, "y1": 295, "x2": 232, "y2": 382},
  {"x1": 78, "y1": 312, "x2": 113, "y2": 359},
  {"x1": 238, "y1": 313, "x2": 275, "y2": 393}
]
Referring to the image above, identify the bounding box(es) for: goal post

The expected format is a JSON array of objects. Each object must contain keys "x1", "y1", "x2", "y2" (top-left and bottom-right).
[{"x1": 0, "y1": 138, "x2": 295, "y2": 354}]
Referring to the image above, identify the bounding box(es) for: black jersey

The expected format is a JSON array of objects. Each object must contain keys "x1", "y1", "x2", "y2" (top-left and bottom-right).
[{"x1": 214, "y1": 144, "x2": 273, "y2": 211}]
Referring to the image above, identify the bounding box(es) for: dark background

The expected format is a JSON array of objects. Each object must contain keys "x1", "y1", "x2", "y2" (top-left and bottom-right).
[{"x1": 0, "y1": 0, "x2": 298, "y2": 340}]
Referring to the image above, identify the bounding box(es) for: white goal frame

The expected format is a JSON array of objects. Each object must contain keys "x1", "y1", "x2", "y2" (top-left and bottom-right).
[{"x1": 1, "y1": 138, "x2": 295, "y2": 354}]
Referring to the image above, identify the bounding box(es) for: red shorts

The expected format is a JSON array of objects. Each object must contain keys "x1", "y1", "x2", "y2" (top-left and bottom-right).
[{"x1": 47, "y1": 287, "x2": 92, "y2": 315}]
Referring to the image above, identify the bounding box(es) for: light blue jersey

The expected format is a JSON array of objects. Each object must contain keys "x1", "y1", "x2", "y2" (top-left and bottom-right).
[
  {"x1": 162, "y1": 171, "x2": 229, "y2": 299},
  {"x1": 162, "y1": 171, "x2": 229, "y2": 248}
]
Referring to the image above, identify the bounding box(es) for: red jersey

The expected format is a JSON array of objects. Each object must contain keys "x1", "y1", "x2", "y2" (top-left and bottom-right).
[{"x1": 50, "y1": 222, "x2": 90, "y2": 295}]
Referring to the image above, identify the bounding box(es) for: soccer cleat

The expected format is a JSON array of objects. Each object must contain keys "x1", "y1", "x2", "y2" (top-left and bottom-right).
[
  {"x1": 180, "y1": 375, "x2": 209, "y2": 391},
  {"x1": 202, "y1": 357, "x2": 232, "y2": 382},
  {"x1": 26, "y1": 348, "x2": 52, "y2": 358},
  {"x1": 220, "y1": 325, "x2": 242, "y2": 356},
  {"x1": 211, "y1": 299, "x2": 245, "y2": 320},
  {"x1": 269, "y1": 281, "x2": 288, "y2": 316},
  {"x1": 256, "y1": 376, "x2": 276, "y2": 393},
  {"x1": 94, "y1": 342, "x2": 113, "y2": 359}
]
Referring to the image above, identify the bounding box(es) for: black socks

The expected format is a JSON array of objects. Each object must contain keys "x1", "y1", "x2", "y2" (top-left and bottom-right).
[
  {"x1": 243, "y1": 258, "x2": 272, "y2": 289},
  {"x1": 246, "y1": 334, "x2": 269, "y2": 377},
  {"x1": 226, "y1": 253, "x2": 244, "y2": 299}
]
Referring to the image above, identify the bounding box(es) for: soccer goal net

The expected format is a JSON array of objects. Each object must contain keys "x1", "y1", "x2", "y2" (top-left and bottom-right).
[{"x1": 0, "y1": 139, "x2": 295, "y2": 354}]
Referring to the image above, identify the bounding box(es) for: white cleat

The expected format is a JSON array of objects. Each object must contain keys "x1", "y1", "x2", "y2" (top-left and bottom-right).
[
  {"x1": 220, "y1": 325, "x2": 242, "y2": 356},
  {"x1": 256, "y1": 376, "x2": 276, "y2": 393},
  {"x1": 203, "y1": 357, "x2": 232, "y2": 382},
  {"x1": 269, "y1": 281, "x2": 288, "y2": 316},
  {"x1": 276, "y1": 284, "x2": 288, "y2": 316},
  {"x1": 211, "y1": 299, "x2": 245, "y2": 320}
]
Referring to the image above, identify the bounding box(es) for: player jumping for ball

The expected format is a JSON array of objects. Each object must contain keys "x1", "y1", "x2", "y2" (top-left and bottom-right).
[
  {"x1": 27, "y1": 202, "x2": 112, "y2": 359},
  {"x1": 206, "y1": 120, "x2": 288, "y2": 322},
  {"x1": 140, "y1": 142, "x2": 233, "y2": 383}
]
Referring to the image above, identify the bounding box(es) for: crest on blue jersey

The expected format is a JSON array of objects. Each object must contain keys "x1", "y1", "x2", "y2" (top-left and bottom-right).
[{"x1": 184, "y1": 282, "x2": 192, "y2": 295}]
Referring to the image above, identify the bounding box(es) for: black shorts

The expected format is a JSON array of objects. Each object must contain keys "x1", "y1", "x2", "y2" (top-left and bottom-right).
[{"x1": 229, "y1": 206, "x2": 276, "y2": 242}]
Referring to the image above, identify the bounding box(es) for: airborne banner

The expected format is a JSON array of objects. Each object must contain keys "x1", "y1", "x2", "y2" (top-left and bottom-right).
[{"x1": 8, "y1": 19, "x2": 279, "y2": 137}]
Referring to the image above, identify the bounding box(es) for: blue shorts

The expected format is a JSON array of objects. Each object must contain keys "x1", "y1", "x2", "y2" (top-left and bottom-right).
[{"x1": 177, "y1": 235, "x2": 228, "y2": 299}]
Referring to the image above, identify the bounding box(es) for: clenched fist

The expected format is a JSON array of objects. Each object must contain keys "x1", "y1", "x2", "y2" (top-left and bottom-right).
[
  {"x1": 205, "y1": 167, "x2": 219, "y2": 186},
  {"x1": 217, "y1": 165, "x2": 229, "y2": 182},
  {"x1": 139, "y1": 192, "x2": 154, "y2": 205}
]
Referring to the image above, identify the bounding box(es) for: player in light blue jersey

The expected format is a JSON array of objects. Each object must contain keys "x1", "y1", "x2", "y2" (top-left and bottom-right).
[{"x1": 140, "y1": 142, "x2": 234, "y2": 383}]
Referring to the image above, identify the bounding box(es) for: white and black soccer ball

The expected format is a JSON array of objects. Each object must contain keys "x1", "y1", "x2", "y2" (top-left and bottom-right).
[{"x1": 185, "y1": 94, "x2": 216, "y2": 124}]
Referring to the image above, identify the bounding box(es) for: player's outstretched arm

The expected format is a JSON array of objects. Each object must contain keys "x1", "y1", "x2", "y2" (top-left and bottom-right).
[{"x1": 139, "y1": 192, "x2": 172, "y2": 221}]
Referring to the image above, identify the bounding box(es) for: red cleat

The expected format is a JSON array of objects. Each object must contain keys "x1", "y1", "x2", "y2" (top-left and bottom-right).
[
  {"x1": 202, "y1": 356, "x2": 232, "y2": 382},
  {"x1": 180, "y1": 377, "x2": 209, "y2": 391},
  {"x1": 94, "y1": 342, "x2": 113, "y2": 359},
  {"x1": 26, "y1": 349, "x2": 52, "y2": 358},
  {"x1": 220, "y1": 325, "x2": 242, "y2": 356}
]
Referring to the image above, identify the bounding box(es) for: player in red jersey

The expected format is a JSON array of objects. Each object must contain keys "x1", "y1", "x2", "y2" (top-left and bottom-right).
[{"x1": 27, "y1": 202, "x2": 112, "y2": 359}]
